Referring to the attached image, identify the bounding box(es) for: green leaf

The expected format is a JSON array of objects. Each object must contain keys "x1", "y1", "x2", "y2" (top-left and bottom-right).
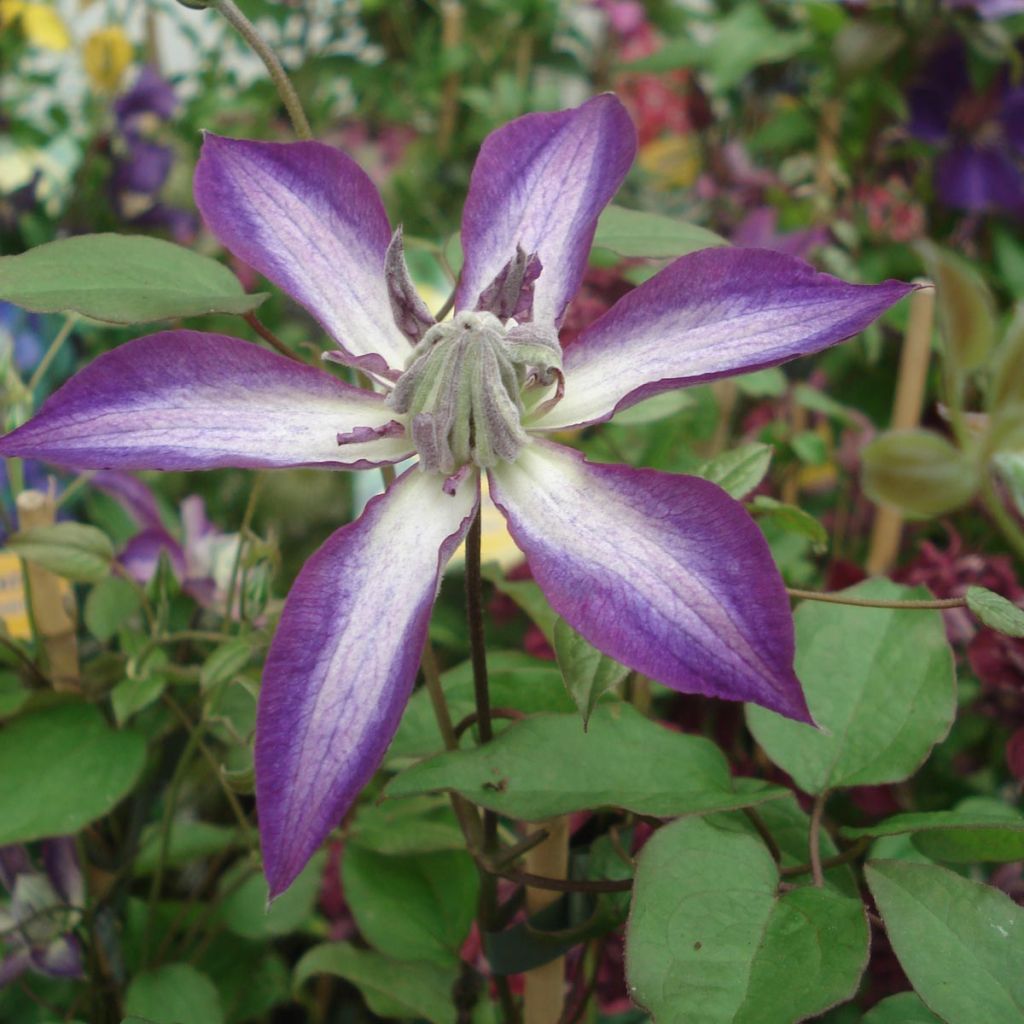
[
  {"x1": 861, "y1": 992, "x2": 943, "y2": 1023},
  {"x1": 861, "y1": 429, "x2": 981, "y2": 518},
  {"x1": 842, "y1": 802, "x2": 1024, "y2": 863},
  {"x1": 626, "y1": 3, "x2": 812, "y2": 90},
  {"x1": 348, "y1": 795, "x2": 465, "y2": 855},
  {"x1": 0, "y1": 703, "x2": 146, "y2": 843},
  {"x1": 866, "y1": 860, "x2": 1024, "y2": 1023},
  {"x1": 84, "y1": 576, "x2": 142, "y2": 641},
  {"x1": 748, "y1": 496, "x2": 828, "y2": 550},
  {"x1": 917, "y1": 240, "x2": 997, "y2": 374},
  {"x1": 697, "y1": 443, "x2": 773, "y2": 499},
  {"x1": 627, "y1": 817, "x2": 868, "y2": 1024},
  {"x1": 388, "y1": 651, "x2": 572, "y2": 762},
  {"x1": 388, "y1": 703, "x2": 788, "y2": 820},
  {"x1": 111, "y1": 668, "x2": 167, "y2": 726},
  {"x1": 791, "y1": 430, "x2": 829, "y2": 465},
  {"x1": 592, "y1": 204, "x2": 726, "y2": 259},
  {"x1": 746, "y1": 580, "x2": 955, "y2": 794},
  {"x1": 7, "y1": 522, "x2": 113, "y2": 582},
  {"x1": 123, "y1": 964, "x2": 224, "y2": 1024},
  {"x1": 552, "y1": 617, "x2": 628, "y2": 728},
  {"x1": 293, "y1": 943, "x2": 457, "y2": 1024},
  {"x1": 217, "y1": 853, "x2": 323, "y2": 940},
  {"x1": 0, "y1": 235, "x2": 266, "y2": 324},
  {"x1": 342, "y1": 847, "x2": 478, "y2": 966},
  {"x1": 134, "y1": 821, "x2": 241, "y2": 875},
  {"x1": 735, "y1": 366, "x2": 787, "y2": 398},
  {"x1": 199, "y1": 636, "x2": 257, "y2": 691},
  {"x1": 966, "y1": 585, "x2": 1024, "y2": 638}
]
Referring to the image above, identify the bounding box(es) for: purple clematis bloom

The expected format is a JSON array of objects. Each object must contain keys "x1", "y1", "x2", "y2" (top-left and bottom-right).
[
  {"x1": 908, "y1": 40, "x2": 1024, "y2": 216},
  {"x1": 0, "y1": 96, "x2": 913, "y2": 896},
  {"x1": 0, "y1": 839, "x2": 84, "y2": 986}
]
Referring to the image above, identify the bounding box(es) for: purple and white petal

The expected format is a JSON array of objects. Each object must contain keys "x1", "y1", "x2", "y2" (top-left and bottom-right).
[
  {"x1": 457, "y1": 95, "x2": 636, "y2": 326},
  {"x1": 41, "y1": 838, "x2": 83, "y2": 907},
  {"x1": 0, "y1": 950, "x2": 30, "y2": 987},
  {"x1": 0, "y1": 846, "x2": 30, "y2": 893},
  {"x1": 0, "y1": 331, "x2": 414, "y2": 471},
  {"x1": 194, "y1": 134, "x2": 412, "y2": 375},
  {"x1": 31, "y1": 936, "x2": 83, "y2": 979},
  {"x1": 119, "y1": 529, "x2": 185, "y2": 585},
  {"x1": 529, "y1": 248, "x2": 914, "y2": 431},
  {"x1": 489, "y1": 441, "x2": 810, "y2": 722},
  {"x1": 255, "y1": 467, "x2": 479, "y2": 897}
]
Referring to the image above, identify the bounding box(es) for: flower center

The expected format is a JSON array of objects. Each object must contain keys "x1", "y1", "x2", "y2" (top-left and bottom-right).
[{"x1": 388, "y1": 310, "x2": 562, "y2": 475}]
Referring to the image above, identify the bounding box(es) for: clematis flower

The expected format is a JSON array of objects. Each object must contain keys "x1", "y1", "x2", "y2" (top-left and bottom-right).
[
  {"x1": 907, "y1": 39, "x2": 1024, "y2": 216},
  {"x1": 0, "y1": 838, "x2": 84, "y2": 986},
  {"x1": 0, "y1": 95, "x2": 913, "y2": 896}
]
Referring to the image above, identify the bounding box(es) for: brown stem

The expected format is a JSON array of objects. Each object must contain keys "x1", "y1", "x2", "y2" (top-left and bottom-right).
[
  {"x1": 210, "y1": 0, "x2": 313, "y2": 139},
  {"x1": 243, "y1": 312, "x2": 302, "y2": 362},
  {"x1": 786, "y1": 587, "x2": 965, "y2": 610}
]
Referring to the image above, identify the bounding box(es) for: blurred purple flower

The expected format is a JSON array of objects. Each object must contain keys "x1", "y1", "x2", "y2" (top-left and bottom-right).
[
  {"x1": 908, "y1": 39, "x2": 1024, "y2": 215},
  {"x1": 0, "y1": 96, "x2": 913, "y2": 896},
  {"x1": 732, "y1": 208, "x2": 830, "y2": 260},
  {"x1": 0, "y1": 839, "x2": 84, "y2": 987},
  {"x1": 91, "y1": 471, "x2": 247, "y2": 613},
  {"x1": 110, "y1": 66, "x2": 196, "y2": 242},
  {"x1": 943, "y1": 0, "x2": 1024, "y2": 17}
]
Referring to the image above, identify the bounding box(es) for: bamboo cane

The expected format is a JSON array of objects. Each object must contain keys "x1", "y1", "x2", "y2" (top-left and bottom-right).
[
  {"x1": 523, "y1": 816, "x2": 570, "y2": 1024},
  {"x1": 16, "y1": 488, "x2": 80, "y2": 692},
  {"x1": 865, "y1": 283, "x2": 935, "y2": 575}
]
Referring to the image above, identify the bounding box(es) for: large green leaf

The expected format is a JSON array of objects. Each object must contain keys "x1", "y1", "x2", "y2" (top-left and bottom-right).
[
  {"x1": 0, "y1": 703, "x2": 146, "y2": 843},
  {"x1": 347, "y1": 794, "x2": 465, "y2": 855},
  {"x1": 841, "y1": 802, "x2": 1024, "y2": 862},
  {"x1": 861, "y1": 992, "x2": 943, "y2": 1023},
  {"x1": 388, "y1": 703, "x2": 787, "y2": 820},
  {"x1": 0, "y1": 235, "x2": 266, "y2": 323},
  {"x1": 293, "y1": 943, "x2": 457, "y2": 1024},
  {"x1": 866, "y1": 860, "x2": 1024, "y2": 1023},
  {"x1": 388, "y1": 650, "x2": 572, "y2": 762},
  {"x1": 342, "y1": 847, "x2": 478, "y2": 966},
  {"x1": 966, "y1": 585, "x2": 1024, "y2": 638},
  {"x1": 746, "y1": 580, "x2": 955, "y2": 793},
  {"x1": 592, "y1": 204, "x2": 726, "y2": 259},
  {"x1": 123, "y1": 964, "x2": 224, "y2": 1024},
  {"x1": 627, "y1": 817, "x2": 868, "y2": 1023}
]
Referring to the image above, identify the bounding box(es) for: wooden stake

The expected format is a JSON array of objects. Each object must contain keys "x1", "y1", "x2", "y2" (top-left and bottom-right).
[
  {"x1": 866, "y1": 283, "x2": 935, "y2": 575},
  {"x1": 523, "y1": 816, "x2": 570, "y2": 1024},
  {"x1": 16, "y1": 489, "x2": 80, "y2": 692}
]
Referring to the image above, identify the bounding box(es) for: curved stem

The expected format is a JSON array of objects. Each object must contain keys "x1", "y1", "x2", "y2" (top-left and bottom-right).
[
  {"x1": 27, "y1": 315, "x2": 76, "y2": 393},
  {"x1": 211, "y1": 0, "x2": 313, "y2": 140},
  {"x1": 466, "y1": 512, "x2": 493, "y2": 743},
  {"x1": 786, "y1": 587, "x2": 965, "y2": 610}
]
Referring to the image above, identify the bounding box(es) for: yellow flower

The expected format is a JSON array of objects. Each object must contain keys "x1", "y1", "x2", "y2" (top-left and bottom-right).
[
  {"x1": 637, "y1": 135, "x2": 701, "y2": 191},
  {"x1": 0, "y1": 0, "x2": 70, "y2": 50},
  {"x1": 83, "y1": 26, "x2": 134, "y2": 93}
]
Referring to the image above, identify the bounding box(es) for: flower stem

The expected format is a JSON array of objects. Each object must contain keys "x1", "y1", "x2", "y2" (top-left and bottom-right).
[
  {"x1": 210, "y1": 0, "x2": 313, "y2": 140},
  {"x1": 785, "y1": 587, "x2": 965, "y2": 610},
  {"x1": 464, "y1": 509, "x2": 518, "y2": 1020},
  {"x1": 27, "y1": 315, "x2": 76, "y2": 393},
  {"x1": 809, "y1": 791, "x2": 828, "y2": 888},
  {"x1": 465, "y1": 511, "x2": 493, "y2": 744}
]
